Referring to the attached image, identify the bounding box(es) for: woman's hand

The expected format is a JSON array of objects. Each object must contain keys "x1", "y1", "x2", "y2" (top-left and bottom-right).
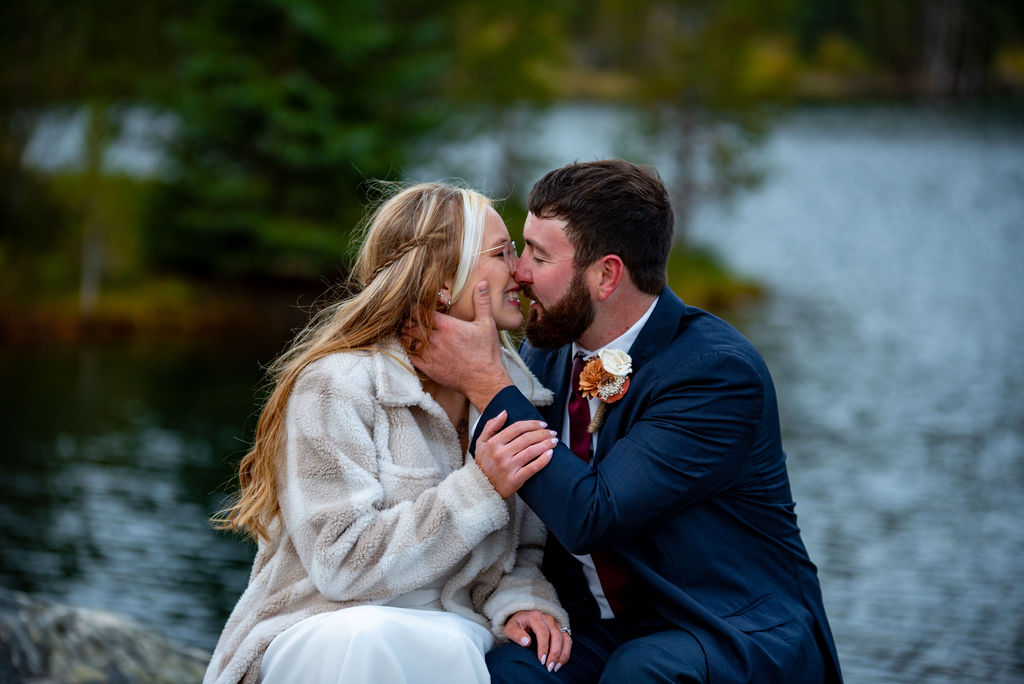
[
  {"x1": 475, "y1": 411, "x2": 557, "y2": 498},
  {"x1": 504, "y1": 610, "x2": 572, "y2": 673}
]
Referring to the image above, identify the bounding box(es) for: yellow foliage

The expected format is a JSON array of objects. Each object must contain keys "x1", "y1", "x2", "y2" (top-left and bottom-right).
[
  {"x1": 995, "y1": 45, "x2": 1024, "y2": 86},
  {"x1": 814, "y1": 34, "x2": 869, "y2": 74},
  {"x1": 743, "y1": 36, "x2": 798, "y2": 97}
]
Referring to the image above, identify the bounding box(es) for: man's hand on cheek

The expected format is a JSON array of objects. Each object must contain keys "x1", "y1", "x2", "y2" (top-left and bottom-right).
[{"x1": 405, "y1": 281, "x2": 513, "y2": 409}]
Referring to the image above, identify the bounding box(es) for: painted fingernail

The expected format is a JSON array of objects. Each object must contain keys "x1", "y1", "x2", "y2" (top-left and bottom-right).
[
  {"x1": 549, "y1": 430, "x2": 557, "y2": 437},
  {"x1": 520, "y1": 637, "x2": 530, "y2": 646},
  {"x1": 541, "y1": 654, "x2": 547, "y2": 666},
  {"x1": 539, "y1": 421, "x2": 548, "y2": 428},
  {"x1": 547, "y1": 661, "x2": 555, "y2": 672},
  {"x1": 551, "y1": 437, "x2": 559, "y2": 444},
  {"x1": 554, "y1": 663, "x2": 562, "y2": 672}
]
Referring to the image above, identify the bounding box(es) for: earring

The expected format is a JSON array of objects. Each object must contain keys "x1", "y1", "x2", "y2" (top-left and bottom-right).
[{"x1": 437, "y1": 290, "x2": 452, "y2": 313}]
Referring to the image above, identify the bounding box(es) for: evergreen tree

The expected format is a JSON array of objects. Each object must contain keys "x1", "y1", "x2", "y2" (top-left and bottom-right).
[{"x1": 149, "y1": 0, "x2": 455, "y2": 281}]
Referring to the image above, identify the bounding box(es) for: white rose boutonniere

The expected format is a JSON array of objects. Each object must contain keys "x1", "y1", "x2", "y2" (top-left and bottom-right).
[
  {"x1": 578, "y1": 349, "x2": 633, "y2": 433},
  {"x1": 597, "y1": 348, "x2": 632, "y2": 377}
]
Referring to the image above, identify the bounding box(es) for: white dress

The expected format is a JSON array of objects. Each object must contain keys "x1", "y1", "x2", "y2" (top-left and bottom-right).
[{"x1": 258, "y1": 552, "x2": 496, "y2": 684}]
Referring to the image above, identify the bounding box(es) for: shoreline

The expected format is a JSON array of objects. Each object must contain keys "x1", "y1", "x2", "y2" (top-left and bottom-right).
[
  {"x1": 0, "y1": 281, "x2": 316, "y2": 346},
  {"x1": 2, "y1": 249, "x2": 762, "y2": 346}
]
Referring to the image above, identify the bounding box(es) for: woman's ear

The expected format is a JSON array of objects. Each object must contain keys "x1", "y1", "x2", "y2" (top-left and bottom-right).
[
  {"x1": 437, "y1": 291, "x2": 452, "y2": 313},
  {"x1": 437, "y1": 280, "x2": 453, "y2": 313}
]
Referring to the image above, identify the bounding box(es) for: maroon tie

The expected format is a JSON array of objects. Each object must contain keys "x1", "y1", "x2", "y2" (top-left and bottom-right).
[
  {"x1": 567, "y1": 353, "x2": 633, "y2": 616},
  {"x1": 568, "y1": 354, "x2": 592, "y2": 461}
]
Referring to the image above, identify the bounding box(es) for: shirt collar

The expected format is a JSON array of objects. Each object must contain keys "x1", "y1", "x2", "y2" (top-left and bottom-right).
[{"x1": 573, "y1": 296, "x2": 659, "y2": 360}]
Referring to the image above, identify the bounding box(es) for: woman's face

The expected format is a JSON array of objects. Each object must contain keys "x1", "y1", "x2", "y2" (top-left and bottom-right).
[{"x1": 448, "y1": 207, "x2": 522, "y2": 331}]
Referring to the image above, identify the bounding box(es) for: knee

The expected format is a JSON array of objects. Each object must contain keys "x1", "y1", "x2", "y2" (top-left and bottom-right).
[
  {"x1": 301, "y1": 606, "x2": 399, "y2": 652},
  {"x1": 323, "y1": 607, "x2": 491, "y2": 660},
  {"x1": 322, "y1": 605, "x2": 379, "y2": 636},
  {"x1": 601, "y1": 638, "x2": 705, "y2": 684},
  {"x1": 486, "y1": 643, "x2": 553, "y2": 684},
  {"x1": 601, "y1": 642, "x2": 653, "y2": 683}
]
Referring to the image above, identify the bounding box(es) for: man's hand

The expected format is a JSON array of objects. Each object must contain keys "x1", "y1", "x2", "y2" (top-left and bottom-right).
[
  {"x1": 406, "y1": 281, "x2": 513, "y2": 410},
  {"x1": 504, "y1": 610, "x2": 572, "y2": 673},
  {"x1": 475, "y1": 411, "x2": 557, "y2": 498}
]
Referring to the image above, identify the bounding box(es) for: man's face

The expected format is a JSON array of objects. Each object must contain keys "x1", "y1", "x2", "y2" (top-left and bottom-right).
[{"x1": 516, "y1": 213, "x2": 595, "y2": 348}]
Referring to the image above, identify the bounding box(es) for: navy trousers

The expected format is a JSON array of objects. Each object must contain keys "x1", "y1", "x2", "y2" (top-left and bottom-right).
[{"x1": 486, "y1": 618, "x2": 709, "y2": 684}]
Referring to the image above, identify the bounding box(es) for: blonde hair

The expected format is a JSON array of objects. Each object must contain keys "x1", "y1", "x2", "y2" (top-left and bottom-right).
[{"x1": 215, "y1": 182, "x2": 503, "y2": 541}]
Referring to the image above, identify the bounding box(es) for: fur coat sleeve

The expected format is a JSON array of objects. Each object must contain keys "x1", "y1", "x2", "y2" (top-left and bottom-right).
[{"x1": 278, "y1": 351, "x2": 513, "y2": 602}]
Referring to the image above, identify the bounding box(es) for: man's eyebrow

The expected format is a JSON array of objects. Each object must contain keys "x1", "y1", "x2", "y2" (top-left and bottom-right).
[{"x1": 525, "y1": 238, "x2": 549, "y2": 257}]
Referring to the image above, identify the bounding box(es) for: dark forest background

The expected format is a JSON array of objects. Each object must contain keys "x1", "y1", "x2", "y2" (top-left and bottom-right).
[{"x1": 3, "y1": 0, "x2": 1022, "y2": 341}]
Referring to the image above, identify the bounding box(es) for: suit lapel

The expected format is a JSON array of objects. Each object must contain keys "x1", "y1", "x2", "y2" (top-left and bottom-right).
[
  {"x1": 523, "y1": 288, "x2": 688, "y2": 462},
  {"x1": 522, "y1": 342, "x2": 574, "y2": 437},
  {"x1": 545, "y1": 345, "x2": 574, "y2": 437},
  {"x1": 625, "y1": 288, "x2": 687, "y2": 373},
  {"x1": 593, "y1": 288, "x2": 687, "y2": 461}
]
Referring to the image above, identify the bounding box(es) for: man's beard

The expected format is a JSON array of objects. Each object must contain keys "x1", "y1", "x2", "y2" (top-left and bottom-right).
[{"x1": 523, "y1": 269, "x2": 595, "y2": 348}]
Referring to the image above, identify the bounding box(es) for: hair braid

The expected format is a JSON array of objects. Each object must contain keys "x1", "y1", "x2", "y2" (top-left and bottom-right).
[{"x1": 367, "y1": 227, "x2": 451, "y2": 282}]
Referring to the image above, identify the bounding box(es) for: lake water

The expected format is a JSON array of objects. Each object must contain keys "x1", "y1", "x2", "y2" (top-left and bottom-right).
[
  {"x1": 690, "y1": 106, "x2": 1024, "y2": 683},
  {"x1": 3, "y1": 105, "x2": 1023, "y2": 682}
]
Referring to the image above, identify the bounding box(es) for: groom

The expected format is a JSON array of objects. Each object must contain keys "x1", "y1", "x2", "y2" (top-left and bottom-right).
[{"x1": 412, "y1": 160, "x2": 842, "y2": 683}]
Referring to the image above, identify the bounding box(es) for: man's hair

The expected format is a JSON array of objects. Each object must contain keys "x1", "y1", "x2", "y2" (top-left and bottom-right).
[{"x1": 527, "y1": 159, "x2": 674, "y2": 295}]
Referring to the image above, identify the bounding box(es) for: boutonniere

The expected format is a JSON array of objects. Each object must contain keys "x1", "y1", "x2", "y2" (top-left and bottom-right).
[{"x1": 578, "y1": 348, "x2": 632, "y2": 433}]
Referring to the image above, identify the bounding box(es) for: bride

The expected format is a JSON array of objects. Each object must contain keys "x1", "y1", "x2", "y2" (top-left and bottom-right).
[{"x1": 204, "y1": 183, "x2": 571, "y2": 684}]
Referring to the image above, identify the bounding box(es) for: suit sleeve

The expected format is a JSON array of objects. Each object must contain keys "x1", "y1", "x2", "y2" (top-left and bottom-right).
[{"x1": 474, "y1": 351, "x2": 764, "y2": 555}]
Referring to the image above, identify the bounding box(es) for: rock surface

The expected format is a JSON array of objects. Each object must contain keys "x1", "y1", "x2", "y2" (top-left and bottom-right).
[{"x1": 0, "y1": 588, "x2": 209, "y2": 683}]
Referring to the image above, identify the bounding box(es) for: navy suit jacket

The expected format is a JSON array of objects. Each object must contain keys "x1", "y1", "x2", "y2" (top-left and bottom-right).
[{"x1": 473, "y1": 288, "x2": 842, "y2": 683}]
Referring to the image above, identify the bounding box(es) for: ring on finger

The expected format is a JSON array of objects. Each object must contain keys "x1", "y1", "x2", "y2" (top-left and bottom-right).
[{"x1": 559, "y1": 626, "x2": 572, "y2": 637}]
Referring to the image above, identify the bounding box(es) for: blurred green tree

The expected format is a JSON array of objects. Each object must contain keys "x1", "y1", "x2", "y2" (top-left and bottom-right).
[
  {"x1": 563, "y1": 0, "x2": 798, "y2": 239},
  {"x1": 444, "y1": 1, "x2": 576, "y2": 209},
  {"x1": 794, "y1": 0, "x2": 1024, "y2": 97},
  {"x1": 148, "y1": 0, "x2": 456, "y2": 282},
  {"x1": 5, "y1": 0, "x2": 1022, "y2": 317},
  {"x1": 0, "y1": 0, "x2": 185, "y2": 312}
]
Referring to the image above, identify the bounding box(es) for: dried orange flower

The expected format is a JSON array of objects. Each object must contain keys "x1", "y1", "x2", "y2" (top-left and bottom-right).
[
  {"x1": 579, "y1": 359, "x2": 614, "y2": 398},
  {"x1": 577, "y1": 350, "x2": 633, "y2": 433},
  {"x1": 578, "y1": 352, "x2": 632, "y2": 404}
]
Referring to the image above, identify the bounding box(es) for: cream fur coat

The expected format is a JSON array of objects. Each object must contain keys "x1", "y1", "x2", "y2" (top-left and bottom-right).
[{"x1": 204, "y1": 339, "x2": 567, "y2": 684}]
